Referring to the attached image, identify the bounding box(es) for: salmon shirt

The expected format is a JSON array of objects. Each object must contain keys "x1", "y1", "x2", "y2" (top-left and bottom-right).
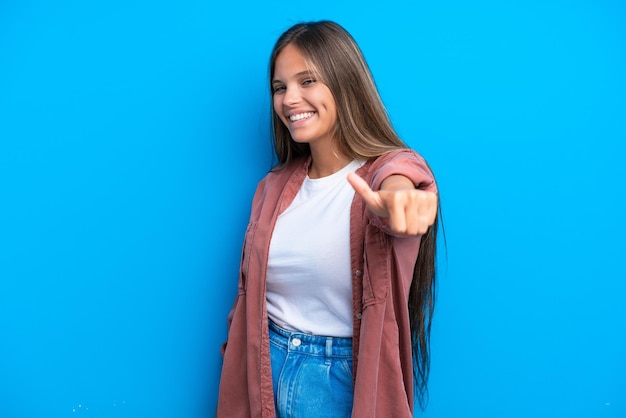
[{"x1": 217, "y1": 149, "x2": 437, "y2": 418}]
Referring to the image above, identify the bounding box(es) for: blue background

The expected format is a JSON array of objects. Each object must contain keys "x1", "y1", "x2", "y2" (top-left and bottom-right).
[{"x1": 1, "y1": 1, "x2": 624, "y2": 417}]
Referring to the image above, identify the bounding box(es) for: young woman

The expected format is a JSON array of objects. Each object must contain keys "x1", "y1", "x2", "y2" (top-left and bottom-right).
[{"x1": 217, "y1": 20, "x2": 440, "y2": 418}]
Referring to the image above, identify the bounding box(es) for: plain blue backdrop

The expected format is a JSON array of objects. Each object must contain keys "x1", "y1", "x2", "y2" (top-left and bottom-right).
[{"x1": 1, "y1": 1, "x2": 624, "y2": 417}]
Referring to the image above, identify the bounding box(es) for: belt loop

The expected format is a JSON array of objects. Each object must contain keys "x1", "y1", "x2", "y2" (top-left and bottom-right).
[{"x1": 325, "y1": 337, "x2": 333, "y2": 357}]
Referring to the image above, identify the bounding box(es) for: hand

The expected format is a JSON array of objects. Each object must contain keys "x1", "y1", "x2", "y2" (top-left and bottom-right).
[{"x1": 347, "y1": 172, "x2": 437, "y2": 236}]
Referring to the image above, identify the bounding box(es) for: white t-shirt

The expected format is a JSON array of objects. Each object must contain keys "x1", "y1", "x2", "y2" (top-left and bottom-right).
[{"x1": 266, "y1": 159, "x2": 365, "y2": 337}]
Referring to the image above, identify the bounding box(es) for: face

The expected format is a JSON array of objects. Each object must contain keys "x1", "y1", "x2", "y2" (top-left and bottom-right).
[{"x1": 272, "y1": 44, "x2": 338, "y2": 147}]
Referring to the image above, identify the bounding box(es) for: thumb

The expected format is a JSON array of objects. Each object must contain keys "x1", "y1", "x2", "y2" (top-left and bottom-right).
[{"x1": 347, "y1": 172, "x2": 385, "y2": 213}]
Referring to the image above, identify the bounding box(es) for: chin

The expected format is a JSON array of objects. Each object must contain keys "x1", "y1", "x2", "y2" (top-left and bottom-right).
[{"x1": 290, "y1": 136, "x2": 312, "y2": 144}]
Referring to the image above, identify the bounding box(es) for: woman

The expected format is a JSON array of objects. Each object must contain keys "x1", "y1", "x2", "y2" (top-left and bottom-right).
[{"x1": 217, "y1": 20, "x2": 440, "y2": 418}]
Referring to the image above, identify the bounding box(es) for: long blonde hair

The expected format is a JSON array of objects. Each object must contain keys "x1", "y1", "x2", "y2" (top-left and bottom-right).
[{"x1": 268, "y1": 20, "x2": 440, "y2": 409}]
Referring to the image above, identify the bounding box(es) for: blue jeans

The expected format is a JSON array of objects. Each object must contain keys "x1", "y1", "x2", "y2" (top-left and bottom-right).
[{"x1": 269, "y1": 321, "x2": 354, "y2": 418}]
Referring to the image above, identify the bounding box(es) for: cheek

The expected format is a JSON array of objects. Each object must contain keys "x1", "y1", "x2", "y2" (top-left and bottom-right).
[
  {"x1": 324, "y1": 100, "x2": 338, "y2": 125},
  {"x1": 273, "y1": 98, "x2": 287, "y2": 125},
  {"x1": 318, "y1": 87, "x2": 337, "y2": 119}
]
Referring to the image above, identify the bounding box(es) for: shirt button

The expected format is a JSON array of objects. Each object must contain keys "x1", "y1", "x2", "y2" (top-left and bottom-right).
[
  {"x1": 356, "y1": 313, "x2": 362, "y2": 320},
  {"x1": 355, "y1": 269, "x2": 362, "y2": 276},
  {"x1": 292, "y1": 338, "x2": 301, "y2": 347}
]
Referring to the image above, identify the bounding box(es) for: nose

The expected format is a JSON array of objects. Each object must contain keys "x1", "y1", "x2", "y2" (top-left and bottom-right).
[{"x1": 283, "y1": 85, "x2": 300, "y2": 106}]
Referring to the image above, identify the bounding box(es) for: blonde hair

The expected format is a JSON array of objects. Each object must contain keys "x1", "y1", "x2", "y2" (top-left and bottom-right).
[{"x1": 269, "y1": 20, "x2": 408, "y2": 165}]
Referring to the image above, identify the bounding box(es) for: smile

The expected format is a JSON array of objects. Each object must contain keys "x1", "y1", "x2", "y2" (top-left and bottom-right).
[{"x1": 289, "y1": 112, "x2": 315, "y2": 122}]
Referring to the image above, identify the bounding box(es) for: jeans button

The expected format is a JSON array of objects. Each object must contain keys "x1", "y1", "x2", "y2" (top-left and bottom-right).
[{"x1": 292, "y1": 338, "x2": 302, "y2": 347}]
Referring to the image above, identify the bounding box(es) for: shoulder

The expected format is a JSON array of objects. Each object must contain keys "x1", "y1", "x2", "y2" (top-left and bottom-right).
[
  {"x1": 254, "y1": 157, "x2": 309, "y2": 196},
  {"x1": 371, "y1": 149, "x2": 427, "y2": 169},
  {"x1": 261, "y1": 157, "x2": 307, "y2": 182}
]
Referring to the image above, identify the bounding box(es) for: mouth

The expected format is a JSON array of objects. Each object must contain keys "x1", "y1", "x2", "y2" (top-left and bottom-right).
[{"x1": 289, "y1": 111, "x2": 315, "y2": 122}]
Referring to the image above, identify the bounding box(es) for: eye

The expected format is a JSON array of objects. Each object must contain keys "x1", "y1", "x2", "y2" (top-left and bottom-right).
[
  {"x1": 272, "y1": 85, "x2": 286, "y2": 94},
  {"x1": 302, "y1": 78, "x2": 316, "y2": 86}
]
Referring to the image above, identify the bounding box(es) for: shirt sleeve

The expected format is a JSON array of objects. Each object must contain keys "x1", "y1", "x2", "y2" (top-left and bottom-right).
[{"x1": 370, "y1": 149, "x2": 437, "y2": 193}]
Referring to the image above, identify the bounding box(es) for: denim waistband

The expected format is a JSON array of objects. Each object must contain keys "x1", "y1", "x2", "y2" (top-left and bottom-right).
[{"x1": 268, "y1": 320, "x2": 353, "y2": 358}]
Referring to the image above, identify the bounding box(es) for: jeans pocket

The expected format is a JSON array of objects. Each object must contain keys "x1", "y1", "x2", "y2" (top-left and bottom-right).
[{"x1": 338, "y1": 359, "x2": 354, "y2": 386}]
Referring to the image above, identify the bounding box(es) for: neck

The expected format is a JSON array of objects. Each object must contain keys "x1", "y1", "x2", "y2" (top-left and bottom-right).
[{"x1": 308, "y1": 147, "x2": 352, "y2": 179}]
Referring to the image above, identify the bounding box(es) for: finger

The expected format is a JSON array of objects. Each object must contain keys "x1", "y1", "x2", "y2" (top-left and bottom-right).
[
  {"x1": 399, "y1": 191, "x2": 437, "y2": 236},
  {"x1": 387, "y1": 195, "x2": 408, "y2": 234},
  {"x1": 389, "y1": 192, "x2": 432, "y2": 236},
  {"x1": 422, "y1": 191, "x2": 438, "y2": 226},
  {"x1": 404, "y1": 196, "x2": 420, "y2": 236},
  {"x1": 412, "y1": 192, "x2": 438, "y2": 235},
  {"x1": 346, "y1": 172, "x2": 385, "y2": 214}
]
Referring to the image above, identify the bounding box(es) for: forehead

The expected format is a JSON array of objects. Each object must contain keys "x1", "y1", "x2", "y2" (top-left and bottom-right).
[{"x1": 273, "y1": 44, "x2": 315, "y2": 79}]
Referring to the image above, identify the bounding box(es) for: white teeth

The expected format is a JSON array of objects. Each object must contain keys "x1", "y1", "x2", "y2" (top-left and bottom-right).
[{"x1": 289, "y1": 112, "x2": 314, "y2": 122}]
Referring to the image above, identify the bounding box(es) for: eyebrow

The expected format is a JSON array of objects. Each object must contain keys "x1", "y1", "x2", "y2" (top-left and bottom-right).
[{"x1": 272, "y1": 70, "x2": 316, "y2": 85}]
